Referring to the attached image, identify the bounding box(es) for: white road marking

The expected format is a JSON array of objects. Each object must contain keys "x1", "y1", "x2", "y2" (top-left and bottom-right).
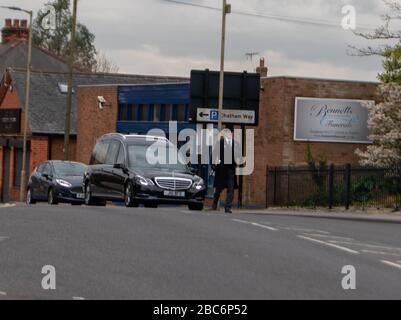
[
  {"x1": 72, "y1": 297, "x2": 85, "y2": 300},
  {"x1": 250, "y1": 222, "x2": 278, "y2": 231},
  {"x1": 280, "y1": 227, "x2": 330, "y2": 234},
  {"x1": 297, "y1": 235, "x2": 360, "y2": 254},
  {"x1": 328, "y1": 241, "x2": 401, "y2": 253},
  {"x1": 301, "y1": 233, "x2": 354, "y2": 241},
  {"x1": 0, "y1": 291, "x2": 6, "y2": 296},
  {"x1": 0, "y1": 236, "x2": 9, "y2": 242},
  {"x1": 362, "y1": 250, "x2": 401, "y2": 257},
  {"x1": 232, "y1": 219, "x2": 278, "y2": 231},
  {"x1": 381, "y1": 260, "x2": 401, "y2": 271}
]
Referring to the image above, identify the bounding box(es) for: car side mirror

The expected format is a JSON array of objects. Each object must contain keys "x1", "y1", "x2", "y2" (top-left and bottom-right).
[
  {"x1": 114, "y1": 163, "x2": 126, "y2": 170},
  {"x1": 42, "y1": 173, "x2": 50, "y2": 180}
]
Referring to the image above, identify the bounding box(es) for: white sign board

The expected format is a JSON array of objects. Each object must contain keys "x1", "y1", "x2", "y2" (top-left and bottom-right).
[
  {"x1": 294, "y1": 97, "x2": 373, "y2": 144},
  {"x1": 196, "y1": 108, "x2": 256, "y2": 125}
]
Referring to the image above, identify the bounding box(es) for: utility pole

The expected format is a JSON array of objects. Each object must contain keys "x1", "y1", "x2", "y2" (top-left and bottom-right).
[
  {"x1": 217, "y1": 0, "x2": 231, "y2": 132},
  {"x1": 63, "y1": 0, "x2": 78, "y2": 160},
  {"x1": 19, "y1": 10, "x2": 33, "y2": 202}
]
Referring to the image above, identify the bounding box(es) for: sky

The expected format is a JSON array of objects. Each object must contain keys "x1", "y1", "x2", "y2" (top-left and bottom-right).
[{"x1": 0, "y1": 0, "x2": 396, "y2": 81}]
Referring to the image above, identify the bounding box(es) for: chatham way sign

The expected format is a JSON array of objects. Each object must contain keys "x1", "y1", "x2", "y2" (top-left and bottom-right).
[
  {"x1": 294, "y1": 97, "x2": 373, "y2": 144},
  {"x1": 196, "y1": 108, "x2": 256, "y2": 125}
]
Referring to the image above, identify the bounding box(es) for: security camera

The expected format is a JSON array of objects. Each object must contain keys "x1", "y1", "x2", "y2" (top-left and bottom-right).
[{"x1": 97, "y1": 96, "x2": 106, "y2": 109}]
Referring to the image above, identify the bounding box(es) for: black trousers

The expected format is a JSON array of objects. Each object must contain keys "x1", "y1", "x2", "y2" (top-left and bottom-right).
[{"x1": 213, "y1": 170, "x2": 235, "y2": 210}]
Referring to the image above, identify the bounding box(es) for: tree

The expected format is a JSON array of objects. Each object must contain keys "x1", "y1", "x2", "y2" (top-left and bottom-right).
[
  {"x1": 350, "y1": 0, "x2": 401, "y2": 57},
  {"x1": 356, "y1": 84, "x2": 401, "y2": 167},
  {"x1": 93, "y1": 52, "x2": 119, "y2": 73},
  {"x1": 378, "y1": 45, "x2": 401, "y2": 83},
  {"x1": 32, "y1": 0, "x2": 97, "y2": 72}
]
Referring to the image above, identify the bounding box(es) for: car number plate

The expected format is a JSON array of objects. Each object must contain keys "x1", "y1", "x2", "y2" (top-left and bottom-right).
[
  {"x1": 76, "y1": 193, "x2": 85, "y2": 199},
  {"x1": 164, "y1": 191, "x2": 185, "y2": 198}
]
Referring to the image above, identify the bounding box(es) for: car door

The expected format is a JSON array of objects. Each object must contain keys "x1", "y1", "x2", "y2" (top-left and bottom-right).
[
  {"x1": 38, "y1": 163, "x2": 52, "y2": 200},
  {"x1": 90, "y1": 139, "x2": 109, "y2": 196},
  {"x1": 43, "y1": 163, "x2": 55, "y2": 199},
  {"x1": 30, "y1": 163, "x2": 44, "y2": 199},
  {"x1": 102, "y1": 139, "x2": 120, "y2": 197},
  {"x1": 110, "y1": 142, "x2": 127, "y2": 199}
]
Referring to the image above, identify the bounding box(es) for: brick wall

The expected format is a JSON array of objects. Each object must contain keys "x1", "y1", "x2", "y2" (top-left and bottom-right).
[
  {"x1": 30, "y1": 136, "x2": 49, "y2": 175},
  {"x1": 242, "y1": 77, "x2": 379, "y2": 207},
  {"x1": 77, "y1": 86, "x2": 118, "y2": 164},
  {"x1": 49, "y1": 136, "x2": 77, "y2": 161}
]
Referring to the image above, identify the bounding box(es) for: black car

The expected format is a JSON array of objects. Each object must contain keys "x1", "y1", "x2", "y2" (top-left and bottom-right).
[
  {"x1": 84, "y1": 133, "x2": 206, "y2": 210},
  {"x1": 26, "y1": 161, "x2": 87, "y2": 205}
]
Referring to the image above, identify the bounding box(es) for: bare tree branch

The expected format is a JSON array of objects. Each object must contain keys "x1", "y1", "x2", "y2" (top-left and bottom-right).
[{"x1": 349, "y1": 1, "x2": 401, "y2": 56}]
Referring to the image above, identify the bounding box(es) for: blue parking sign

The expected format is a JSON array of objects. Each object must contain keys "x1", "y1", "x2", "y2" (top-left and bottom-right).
[{"x1": 210, "y1": 110, "x2": 219, "y2": 121}]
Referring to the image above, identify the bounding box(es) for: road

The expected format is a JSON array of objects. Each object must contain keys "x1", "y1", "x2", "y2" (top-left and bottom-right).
[{"x1": 0, "y1": 203, "x2": 400, "y2": 300}]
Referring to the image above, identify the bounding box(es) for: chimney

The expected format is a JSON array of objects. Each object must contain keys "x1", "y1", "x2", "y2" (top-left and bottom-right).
[
  {"x1": 256, "y1": 58, "x2": 268, "y2": 77},
  {"x1": 1, "y1": 18, "x2": 29, "y2": 43}
]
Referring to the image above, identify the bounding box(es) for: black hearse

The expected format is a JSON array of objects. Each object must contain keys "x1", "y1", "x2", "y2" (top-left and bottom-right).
[{"x1": 83, "y1": 133, "x2": 205, "y2": 210}]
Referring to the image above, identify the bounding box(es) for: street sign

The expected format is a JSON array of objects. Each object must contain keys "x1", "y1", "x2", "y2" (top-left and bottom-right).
[
  {"x1": 196, "y1": 108, "x2": 256, "y2": 124},
  {"x1": 189, "y1": 70, "x2": 260, "y2": 126}
]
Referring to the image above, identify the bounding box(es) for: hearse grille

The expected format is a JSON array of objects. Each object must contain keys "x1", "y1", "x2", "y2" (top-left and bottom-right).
[{"x1": 155, "y1": 178, "x2": 193, "y2": 191}]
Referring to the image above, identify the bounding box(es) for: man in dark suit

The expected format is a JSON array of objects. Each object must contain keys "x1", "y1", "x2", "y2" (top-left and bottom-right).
[{"x1": 212, "y1": 126, "x2": 239, "y2": 214}]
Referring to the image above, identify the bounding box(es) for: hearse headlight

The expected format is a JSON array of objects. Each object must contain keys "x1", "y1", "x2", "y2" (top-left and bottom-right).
[
  {"x1": 193, "y1": 178, "x2": 205, "y2": 190},
  {"x1": 136, "y1": 175, "x2": 154, "y2": 186},
  {"x1": 56, "y1": 179, "x2": 72, "y2": 188}
]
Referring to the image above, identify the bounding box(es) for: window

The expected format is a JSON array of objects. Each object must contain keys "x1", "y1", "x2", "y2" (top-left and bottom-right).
[
  {"x1": 154, "y1": 104, "x2": 161, "y2": 121},
  {"x1": 58, "y1": 83, "x2": 74, "y2": 94},
  {"x1": 177, "y1": 104, "x2": 187, "y2": 122},
  {"x1": 36, "y1": 163, "x2": 45, "y2": 174},
  {"x1": 164, "y1": 104, "x2": 173, "y2": 121},
  {"x1": 42, "y1": 163, "x2": 52, "y2": 176},
  {"x1": 116, "y1": 145, "x2": 125, "y2": 164},
  {"x1": 13, "y1": 148, "x2": 23, "y2": 186},
  {"x1": 120, "y1": 104, "x2": 128, "y2": 121},
  {"x1": 141, "y1": 104, "x2": 150, "y2": 121},
  {"x1": 105, "y1": 140, "x2": 120, "y2": 165},
  {"x1": 91, "y1": 140, "x2": 109, "y2": 165}
]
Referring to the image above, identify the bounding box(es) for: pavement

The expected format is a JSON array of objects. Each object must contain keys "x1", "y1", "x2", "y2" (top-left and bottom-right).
[
  {"x1": 0, "y1": 203, "x2": 400, "y2": 300},
  {"x1": 234, "y1": 207, "x2": 401, "y2": 224}
]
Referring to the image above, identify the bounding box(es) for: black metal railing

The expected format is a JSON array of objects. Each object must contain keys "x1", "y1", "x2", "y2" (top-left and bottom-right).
[{"x1": 266, "y1": 164, "x2": 401, "y2": 209}]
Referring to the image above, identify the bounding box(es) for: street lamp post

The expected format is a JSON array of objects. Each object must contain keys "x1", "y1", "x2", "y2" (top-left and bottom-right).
[
  {"x1": 1, "y1": 6, "x2": 33, "y2": 202},
  {"x1": 217, "y1": 0, "x2": 231, "y2": 132},
  {"x1": 63, "y1": 0, "x2": 78, "y2": 160}
]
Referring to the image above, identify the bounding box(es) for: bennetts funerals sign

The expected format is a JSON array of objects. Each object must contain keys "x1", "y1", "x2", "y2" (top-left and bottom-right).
[
  {"x1": 294, "y1": 97, "x2": 373, "y2": 144},
  {"x1": 0, "y1": 109, "x2": 21, "y2": 134}
]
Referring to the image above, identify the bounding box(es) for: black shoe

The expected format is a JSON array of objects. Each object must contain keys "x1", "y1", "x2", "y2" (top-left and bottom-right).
[{"x1": 225, "y1": 208, "x2": 233, "y2": 214}]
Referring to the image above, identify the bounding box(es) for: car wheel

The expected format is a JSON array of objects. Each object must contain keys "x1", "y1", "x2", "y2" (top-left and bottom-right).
[
  {"x1": 188, "y1": 203, "x2": 204, "y2": 211},
  {"x1": 26, "y1": 188, "x2": 36, "y2": 205},
  {"x1": 125, "y1": 182, "x2": 138, "y2": 208},
  {"x1": 85, "y1": 183, "x2": 95, "y2": 206},
  {"x1": 48, "y1": 189, "x2": 58, "y2": 205},
  {"x1": 85, "y1": 183, "x2": 106, "y2": 207}
]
